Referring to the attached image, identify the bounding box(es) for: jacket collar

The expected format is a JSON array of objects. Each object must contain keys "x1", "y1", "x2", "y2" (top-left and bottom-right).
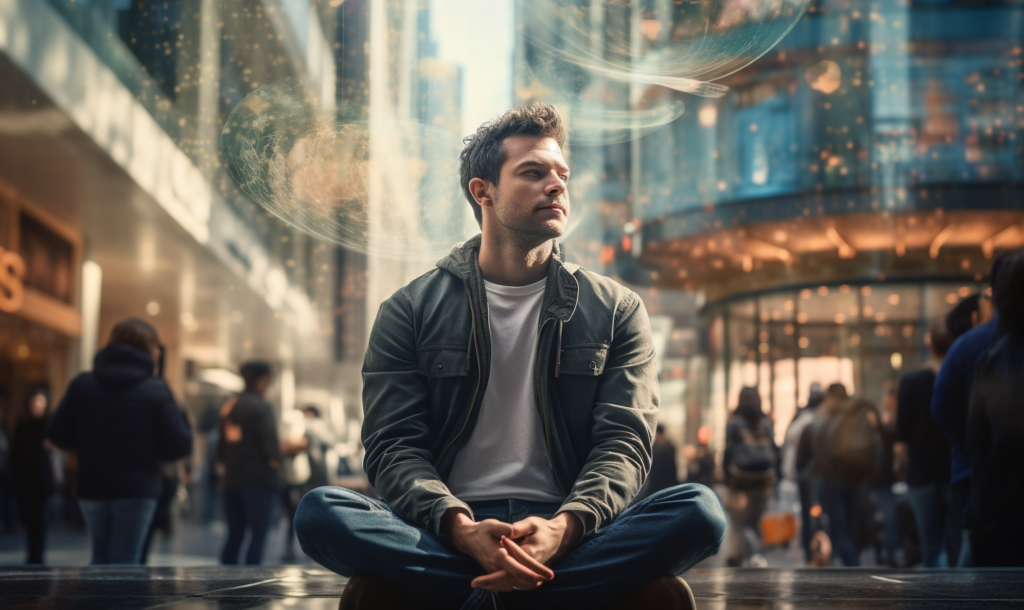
[{"x1": 437, "y1": 234, "x2": 580, "y2": 323}]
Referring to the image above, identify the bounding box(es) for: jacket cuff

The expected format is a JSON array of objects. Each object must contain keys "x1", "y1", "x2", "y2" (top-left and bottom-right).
[
  {"x1": 555, "y1": 502, "x2": 597, "y2": 538},
  {"x1": 428, "y1": 495, "x2": 474, "y2": 538}
]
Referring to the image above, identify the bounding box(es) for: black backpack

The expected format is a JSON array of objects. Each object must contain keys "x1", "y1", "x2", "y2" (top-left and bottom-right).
[
  {"x1": 815, "y1": 398, "x2": 882, "y2": 485},
  {"x1": 728, "y1": 419, "x2": 776, "y2": 488}
]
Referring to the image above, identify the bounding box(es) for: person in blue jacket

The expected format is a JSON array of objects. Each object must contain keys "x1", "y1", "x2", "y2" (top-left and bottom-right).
[
  {"x1": 930, "y1": 248, "x2": 1019, "y2": 566},
  {"x1": 47, "y1": 318, "x2": 192, "y2": 564}
]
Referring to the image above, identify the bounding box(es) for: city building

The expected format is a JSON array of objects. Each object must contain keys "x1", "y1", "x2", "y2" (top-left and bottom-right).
[
  {"x1": 522, "y1": 0, "x2": 1024, "y2": 450},
  {"x1": 0, "y1": 0, "x2": 347, "y2": 439}
]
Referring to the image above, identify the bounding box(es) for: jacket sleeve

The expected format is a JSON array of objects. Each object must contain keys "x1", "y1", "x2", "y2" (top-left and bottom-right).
[
  {"x1": 154, "y1": 384, "x2": 193, "y2": 462},
  {"x1": 361, "y1": 293, "x2": 471, "y2": 537},
  {"x1": 721, "y1": 420, "x2": 737, "y2": 476},
  {"x1": 258, "y1": 402, "x2": 283, "y2": 468},
  {"x1": 896, "y1": 373, "x2": 916, "y2": 443},
  {"x1": 796, "y1": 420, "x2": 814, "y2": 476},
  {"x1": 930, "y1": 343, "x2": 967, "y2": 447},
  {"x1": 768, "y1": 419, "x2": 782, "y2": 481},
  {"x1": 966, "y1": 350, "x2": 995, "y2": 526},
  {"x1": 46, "y1": 379, "x2": 79, "y2": 450},
  {"x1": 555, "y1": 293, "x2": 659, "y2": 535}
]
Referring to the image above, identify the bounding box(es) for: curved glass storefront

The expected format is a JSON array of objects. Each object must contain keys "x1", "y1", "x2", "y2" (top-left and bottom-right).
[{"x1": 702, "y1": 280, "x2": 980, "y2": 446}]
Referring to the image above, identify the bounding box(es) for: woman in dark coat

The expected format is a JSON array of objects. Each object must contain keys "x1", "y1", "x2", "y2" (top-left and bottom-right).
[
  {"x1": 47, "y1": 318, "x2": 193, "y2": 564},
  {"x1": 10, "y1": 388, "x2": 56, "y2": 564}
]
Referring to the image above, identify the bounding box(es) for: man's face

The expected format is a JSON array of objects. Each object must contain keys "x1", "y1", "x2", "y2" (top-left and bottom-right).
[{"x1": 485, "y1": 135, "x2": 570, "y2": 240}]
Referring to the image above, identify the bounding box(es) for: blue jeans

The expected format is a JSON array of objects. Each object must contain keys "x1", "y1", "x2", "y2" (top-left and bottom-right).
[
  {"x1": 816, "y1": 478, "x2": 865, "y2": 567},
  {"x1": 78, "y1": 498, "x2": 158, "y2": 564},
  {"x1": 295, "y1": 484, "x2": 725, "y2": 610},
  {"x1": 221, "y1": 488, "x2": 280, "y2": 565},
  {"x1": 907, "y1": 483, "x2": 951, "y2": 567},
  {"x1": 871, "y1": 487, "x2": 899, "y2": 565}
]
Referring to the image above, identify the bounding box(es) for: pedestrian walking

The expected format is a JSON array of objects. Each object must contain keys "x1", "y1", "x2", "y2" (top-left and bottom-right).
[
  {"x1": 931, "y1": 250, "x2": 1016, "y2": 566},
  {"x1": 47, "y1": 318, "x2": 193, "y2": 564},
  {"x1": 896, "y1": 317, "x2": 957, "y2": 567},
  {"x1": 783, "y1": 382, "x2": 824, "y2": 562},
  {"x1": 10, "y1": 388, "x2": 56, "y2": 564},
  {"x1": 282, "y1": 405, "x2": 334, "y2": 562},
  {"x1": 217, "y1": 361, "x2": 282, "y2": 565},
  {"x1": 800, "y1": 384, "x2": 880, "y2": 566},
  {"x1": 722, "y1": 387, "x2": 779, "y2": 566},
  {"x1": 966, "y1": 248, "x2": 1024, "y2": 567},
  {"x1": 684, "y1": 425, "x2": 716, "y2": 488},
  {"x1": 869, "y1": 391, "x2": 900, "y2": 566}
]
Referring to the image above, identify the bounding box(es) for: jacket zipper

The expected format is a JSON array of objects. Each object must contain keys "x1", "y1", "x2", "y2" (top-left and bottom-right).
[
  {"x1": 434, "y1": 286, "x2": 483, "y2": 467},
  {"x1": 535, "y1": 317, "x2": 566, "y2": 494}
]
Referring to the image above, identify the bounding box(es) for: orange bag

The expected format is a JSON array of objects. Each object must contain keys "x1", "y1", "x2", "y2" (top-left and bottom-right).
[{"x1": 760, "y1": 511, "x2": 797, "y2": 547}]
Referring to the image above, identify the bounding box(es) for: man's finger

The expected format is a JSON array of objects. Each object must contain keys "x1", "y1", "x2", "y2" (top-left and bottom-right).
[
  {"x1": 495, "y1": 546, "x2": 551, "y2": 583},
  {"x1": 508, "y1": 517, "x2": 539, "y2": 540},
  {"x1": 479, "y1": 519, "x2": 515, "y2": 538},
  {"x1": 471, "y1": 570, "x2": 543, "y2": 591},
  {"x1": 471, "y1": 570, "x2": 515, "y2": 592},
  {"x1": 501, "y1": 537, "x2": 555, "y2": 579}
]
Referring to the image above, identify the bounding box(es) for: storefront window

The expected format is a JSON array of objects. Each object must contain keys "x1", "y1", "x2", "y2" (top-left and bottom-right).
[{"x1": 709, "y1": 280, "x2": 981, "y2": 439}]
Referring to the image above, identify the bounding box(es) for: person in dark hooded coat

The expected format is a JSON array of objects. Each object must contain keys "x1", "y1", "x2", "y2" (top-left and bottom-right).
[
  {"x1": 10, "y1": 388, "x2": 56, "y2": 564},
  {"x1": 47, "y1": 318, "x2": 192, "y2": 564}
]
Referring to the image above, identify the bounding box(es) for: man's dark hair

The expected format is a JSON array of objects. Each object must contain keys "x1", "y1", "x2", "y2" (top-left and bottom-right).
[
  {"x1": 994, "y1": 248, "x2": 1024, "y2": 333},
  {"x1": 928, "y1": 316, "x2": 954, "y2": 358},
  {"x1": 302, "y1": 405, "x2": 321, "y2": 418},
  {"x1": 946, "y1": 294, "x2": 980, "y2": 341},
  {"x1": 990, "y1": 247, "x2": 1016, "y2": 299},
  {"x1": 240, "y1": 361, "x2": 272, "y2": 392},
  {"x1": 656, "y1": 424, "x2": 665, "y2": 434},
  {"x1": 459, "y1": 103, "x2": 566, "y2": 227},
  {"x1": 109, "y1": 317, "x2": 161, "y2": 354}
]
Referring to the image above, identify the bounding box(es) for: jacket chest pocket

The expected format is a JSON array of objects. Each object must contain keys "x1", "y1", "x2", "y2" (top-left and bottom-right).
[
  {"x1": 558, "y1": 344, "x2": 608, "y2": 376},
  {"x1": 417, "y1": 348, "x2": 470, "y2": 378}
]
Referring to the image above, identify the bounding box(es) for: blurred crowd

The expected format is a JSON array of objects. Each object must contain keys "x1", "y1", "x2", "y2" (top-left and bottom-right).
[
  {"x1": 0, "y1": 247, "x2": 1021, "y2": 569},
  {"x1": 704, "y1": 247, "x2": 1024, "y2": 568},
  {"x1": 0, "y1": 318, "x2": 367, "y2": 566}
]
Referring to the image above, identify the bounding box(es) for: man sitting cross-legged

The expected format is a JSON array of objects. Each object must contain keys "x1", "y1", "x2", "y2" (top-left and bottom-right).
[{"x1": 294, "y1": 103, "x2": 726, "y2": 610}]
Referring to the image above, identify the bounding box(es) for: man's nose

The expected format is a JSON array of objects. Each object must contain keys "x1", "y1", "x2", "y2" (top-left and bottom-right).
[{"x1": 544, "y1": 172, "x2": 565, "y2": 197}]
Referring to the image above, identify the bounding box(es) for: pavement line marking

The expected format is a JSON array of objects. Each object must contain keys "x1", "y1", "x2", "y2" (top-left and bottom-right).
[
  {"x1": 197, "y1": 577, "x2": 285, "y2": 595},
  {"x1": 120, "y1": 577, "x2": 289, "y2": 610},
  {"x1": 871, "y1": 575, "x2": 907, "y2": 584}
]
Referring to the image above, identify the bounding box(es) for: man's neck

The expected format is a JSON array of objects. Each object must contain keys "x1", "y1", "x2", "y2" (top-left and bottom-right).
[{"x1": 478, "y1": 228, "x2": 555, "y2": 286}]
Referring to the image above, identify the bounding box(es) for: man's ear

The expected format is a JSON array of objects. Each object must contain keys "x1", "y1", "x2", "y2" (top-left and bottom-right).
[{"x1": 468, "y1": 177, "x2": 493, "y2": 208}]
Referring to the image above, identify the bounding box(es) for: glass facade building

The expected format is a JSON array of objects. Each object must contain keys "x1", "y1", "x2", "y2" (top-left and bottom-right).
[{"x1": 521, "y1": 0, "x2": 1024, "y2": 450}]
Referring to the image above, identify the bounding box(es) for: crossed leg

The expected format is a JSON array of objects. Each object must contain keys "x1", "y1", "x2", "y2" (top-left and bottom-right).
[{"x1": 295, "y1": 484, "x2": 726, "y2": 610}]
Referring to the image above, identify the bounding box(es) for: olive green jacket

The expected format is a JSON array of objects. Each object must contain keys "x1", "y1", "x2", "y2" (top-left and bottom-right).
[{"x1": 361, "y1": 235, "x2": 660, "y2": 538}]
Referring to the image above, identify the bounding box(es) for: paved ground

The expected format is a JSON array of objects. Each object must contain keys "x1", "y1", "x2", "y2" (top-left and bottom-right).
[
  {"x1": 2, "y1": 565, "x2": 1024, "y2": 609},
  {"x1": 0, "y1": 520, "x2": 318, "y2": 568},
  {"x1": 0, "y1": 517, "x2": 806, "y2": 569}
]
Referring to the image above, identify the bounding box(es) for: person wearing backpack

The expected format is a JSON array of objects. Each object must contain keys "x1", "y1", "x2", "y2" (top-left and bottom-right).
[
  {"x1": 802, "y1": 386, "x2": 882, "y2": 566},
  {"x1": 722, "y1": 387, "x2": 779, "y2": 566}
]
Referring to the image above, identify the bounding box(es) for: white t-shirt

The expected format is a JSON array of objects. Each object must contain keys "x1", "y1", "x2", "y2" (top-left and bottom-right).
[{"x1": 447, "y1": 278, "x2": 565, "y2": 503}]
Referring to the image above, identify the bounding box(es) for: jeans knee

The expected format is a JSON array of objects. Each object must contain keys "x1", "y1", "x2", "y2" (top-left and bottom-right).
[
  {"x1": 689, "y1": 484, "x2": 728, "y2": 550},
  {"x1": 294, "y1": 486, "x2": 335, "y2": 545}
]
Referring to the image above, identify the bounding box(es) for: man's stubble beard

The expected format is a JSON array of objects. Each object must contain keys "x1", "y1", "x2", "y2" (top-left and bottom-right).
[{"x1": 491, "y1": 191, "x2": 566, "y2": 251}]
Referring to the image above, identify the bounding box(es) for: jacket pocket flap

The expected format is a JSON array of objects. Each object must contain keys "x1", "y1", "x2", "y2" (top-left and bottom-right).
[
  {"x1": 417, "y1": 349, "x2": 470, "y2": 378},
  {"x1": 559, "y1": 345, "x2": 608, "y2": 376}
]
